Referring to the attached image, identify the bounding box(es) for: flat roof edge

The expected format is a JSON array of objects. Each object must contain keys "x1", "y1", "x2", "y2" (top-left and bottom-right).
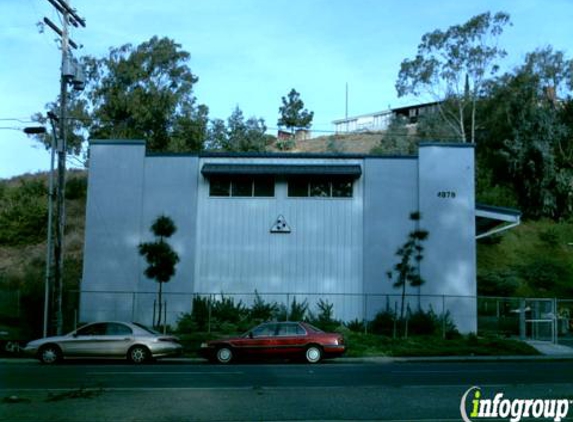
[{"x1": 90, "y1": 139, "x2": 145, "y2": 146}]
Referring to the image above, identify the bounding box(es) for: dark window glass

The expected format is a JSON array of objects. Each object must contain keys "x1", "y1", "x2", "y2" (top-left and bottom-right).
[
  {"x1": 332, "y1": 178, "x2": 353, "y2": 197},
  {"x1": 310, "y1": 179, "x2": 330, "y2": 197},
  {"x1": 277, "y1": 323, "x2": 306, "y2": 336},
  {"x1": 209, "y1": 177, "x2": 230, "y2": 196},
  {"x1": 288, "y1": 178, "x2": 309, "y2": 197},
  {"x1": 76, "y1": 323, "x2": 106, "y2": 336},
  {"x1": 251, "y1": 323, "x2": 277, "y2": 337},
  {"x1": 105, "y1": 323, "x2": 133, "y2": 336},
  {"x1": 232, "y1": 177, "x2": 253, "y2": 197},
  {"x1": 254, "y1": 176, "x2": 275, "y2": 197}
]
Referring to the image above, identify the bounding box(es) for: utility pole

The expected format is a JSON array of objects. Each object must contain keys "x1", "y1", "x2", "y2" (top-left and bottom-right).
[{"x1": 43, "y1": 0, "x2": 86, "y2": 335}]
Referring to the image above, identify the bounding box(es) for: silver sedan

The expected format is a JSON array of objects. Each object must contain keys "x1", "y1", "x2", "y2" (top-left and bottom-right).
[{"x1": 24, "y1": 321, "x2": 182, "y2": 364}]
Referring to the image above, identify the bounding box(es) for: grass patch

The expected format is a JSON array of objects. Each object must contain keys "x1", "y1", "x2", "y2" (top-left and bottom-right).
[{"x1": 343, "y1": 332, "x2": 540, "y2": 357}]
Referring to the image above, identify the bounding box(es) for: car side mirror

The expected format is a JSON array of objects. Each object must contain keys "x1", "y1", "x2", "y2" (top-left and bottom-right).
[
  {"x1": 72, "y1": 333, "x2": 78, "y2": 338},
  {"x1": 248, "y1": 332, "x2": 253, "y2": 339}
]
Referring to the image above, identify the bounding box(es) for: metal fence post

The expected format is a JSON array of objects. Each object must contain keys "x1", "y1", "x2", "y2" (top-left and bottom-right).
[
  {"x1": 208, "y1": 294, "x2": 212, "y2": 334},
  {"x1": 442, "y1": 295, "x2": 446, "y2": 339},
  {"x1": 363, "y1": 293, "x2": 368, "y2": 334},
  {"x1": 519, "y1": 298, "x2": 526, "y2": 340},
  {"x1": 164, "y1": 300, "x2": 167, "y2": 334},
  {"x1": 131, "y1": 292, "x2": 136, "y2": 322}
]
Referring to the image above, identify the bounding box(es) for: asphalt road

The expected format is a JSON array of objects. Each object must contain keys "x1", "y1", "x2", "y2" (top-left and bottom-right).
[{"x1": 1, "y1": 360, "x2": 573, "y2": 421}]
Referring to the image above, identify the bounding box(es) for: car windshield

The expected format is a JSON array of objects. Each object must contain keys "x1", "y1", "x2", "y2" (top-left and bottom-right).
[{"x1": 132, "y1": 322, "x2": 160, "y2": 335}]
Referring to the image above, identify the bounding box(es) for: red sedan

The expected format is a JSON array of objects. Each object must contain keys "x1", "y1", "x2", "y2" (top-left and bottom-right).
[{"x1": 199, "y1": 321, "x2": 345, "y2": 364}]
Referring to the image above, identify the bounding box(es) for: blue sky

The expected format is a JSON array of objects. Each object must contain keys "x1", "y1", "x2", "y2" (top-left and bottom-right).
[{"x1": 1, "y1": 0, "x2": 572, "y2": 178}]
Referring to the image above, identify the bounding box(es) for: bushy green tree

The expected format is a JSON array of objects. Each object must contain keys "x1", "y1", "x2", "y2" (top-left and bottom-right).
[
  {"x1": 278, "y1": 89, "x2": 314, "y2": 134},
  {"x1": 0, "y1": 179, "x2": 47, "y2": 246},
  {"x1": 212, "y1": 106, "x2": 269, "y2": 152},
  {"x1": 479, "y1": 47, "x2": 573, "y2": 219},
  {"x1": 33, "y1": 36, "x2": 208, "y2": 158},
  {"x1": 138, "y1": 215, "x2": 179, "y2": 327}
]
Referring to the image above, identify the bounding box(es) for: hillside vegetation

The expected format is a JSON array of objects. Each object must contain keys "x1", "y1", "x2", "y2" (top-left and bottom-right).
[{"x1": 1, "y1": 162, "x2": 572, "y2": 338}]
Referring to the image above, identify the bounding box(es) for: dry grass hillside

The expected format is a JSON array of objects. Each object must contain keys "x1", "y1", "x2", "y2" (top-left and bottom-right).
[{"x1": 269, "y1": 132, "x2": 385, "y2": 154}]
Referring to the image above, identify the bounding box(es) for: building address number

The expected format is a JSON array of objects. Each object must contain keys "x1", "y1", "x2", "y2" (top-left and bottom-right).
[{"x1": 437, "y1": 191, "x2": 456, "y2": 199}]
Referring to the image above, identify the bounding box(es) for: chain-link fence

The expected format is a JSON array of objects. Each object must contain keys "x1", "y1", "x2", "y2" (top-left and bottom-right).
[{"x1": 3, "y1": 289, "x2": 573, "y2": 345}]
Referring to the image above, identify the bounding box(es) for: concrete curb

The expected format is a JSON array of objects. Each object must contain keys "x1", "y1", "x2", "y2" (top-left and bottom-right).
[{"x1": 3, "y1": 354, "x2": 573, "y2": 364}]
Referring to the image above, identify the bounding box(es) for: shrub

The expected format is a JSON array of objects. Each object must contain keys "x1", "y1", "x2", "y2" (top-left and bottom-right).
[
  {"x1": 212, "y1": 295, "x2": 247, "y2": 324},
  {"x1": 369, "y1": 309, "x2": 396, "y2": 336},
  {"x1": 407, "y1": 308, "x2": 440, "y2": 336},
  {"x1": 345, "y1": 319, "x2": 365, "y2": 333},
  {"x1": 308, "y1": 299, "x2": 340, "y2": 331},
  {"x1": 277, "y1": 297, "x2": 308, "y2": 321},
  {"x1": 65, "y1": 176, "x2": 87, "y2": 200},
  {"x1": 249, "y1": 291, "x2": 279, "y2": 322}
]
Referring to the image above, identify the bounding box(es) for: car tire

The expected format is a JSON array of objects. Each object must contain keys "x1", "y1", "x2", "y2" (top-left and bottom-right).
[
  {"x1": 305, "y1": 345, "x2": 322, "y2": 364},
  {"x1": 128, "y1": 345, "x2": 150, "y2": 364},
  {"x1": 215, "y1": 346, "x2": 233, "y2": 364},
  {"x1": 39, "y1": 344, "x2": 62, "y2": 365}
]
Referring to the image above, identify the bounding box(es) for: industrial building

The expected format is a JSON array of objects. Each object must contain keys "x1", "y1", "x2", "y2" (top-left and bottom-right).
[{"x1": 80, "y1": 140, "x2": 519, "y2": 333}]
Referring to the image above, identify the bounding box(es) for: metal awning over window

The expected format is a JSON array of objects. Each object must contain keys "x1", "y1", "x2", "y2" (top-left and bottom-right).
[
  {"x1": 476, "y1": 204, "x2": 521, "y2": 239},
  {"x1": 201, "y1": 163, "x2": 362, "y2": 178}
]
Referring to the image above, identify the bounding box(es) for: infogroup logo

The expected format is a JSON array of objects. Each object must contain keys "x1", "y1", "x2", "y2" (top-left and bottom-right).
[{"x1": 460, "y1": 386, "x2": 571, "y2": 422}]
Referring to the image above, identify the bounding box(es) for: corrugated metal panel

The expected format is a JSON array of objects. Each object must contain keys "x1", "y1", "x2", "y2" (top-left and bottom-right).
[
  {"x1": 194, "y1": 157, "x2": 364, "y2": 320},
  {"x1": 201, "y1": 163, "x2": 362, "y2": 178}
]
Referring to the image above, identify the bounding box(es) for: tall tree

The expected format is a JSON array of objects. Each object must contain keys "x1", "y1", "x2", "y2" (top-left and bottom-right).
[
  {"x1": 396, "y1": 11, "x2": 511, "y2": 143},
  {"x1": 33, "y1": 36, "x2": 208, "y2": 159},
  {"x1": 223, "y1": 106, "x2": 269, "y2": 152},
  {"x1": 138, "y1": 215, "x2": 179, "y2": 328},
  {"x1": 278, "y1": 88, "x2": 314, "y2": 134},
  {"x1": 480, "y1": 47, "x2": 573, "y2": 219}
]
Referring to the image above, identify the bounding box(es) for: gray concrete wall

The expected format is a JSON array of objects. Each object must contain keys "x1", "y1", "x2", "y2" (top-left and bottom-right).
[
  {"x1": 362, "y1": 157, "x2": 420, "y2": 319},
  {"x1": 136, "y1": 155, "x2": 199, "y2": 325},
  {"x1": 418, "y1": 144, "x2": 477, "y2": 333},
  {"x1": 80, "y1": 140, "x2": 146, "y2": 322}
]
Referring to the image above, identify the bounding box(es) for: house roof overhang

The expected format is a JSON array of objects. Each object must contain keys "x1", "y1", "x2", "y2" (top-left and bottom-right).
[
  {"x1": 476, "y1": 204, "x2": 521, "y2": 239},
  {"x1": 201, "y1": 163, "x2": 362, "y2": 179}
]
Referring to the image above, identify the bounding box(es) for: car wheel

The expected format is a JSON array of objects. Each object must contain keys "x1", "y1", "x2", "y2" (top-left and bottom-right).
[
  {"x1": 128, "y1": 345, "x2": 150, "y2": 364},
  {"x1": 305, "y1": 345, "x2": 322, "y2": 364},
  {"x1": 39, "y1": 344, "x2": 62, "y2": 364},
  {"x1": 215, "y1": 346, "x2": 233, "y2": 364}
]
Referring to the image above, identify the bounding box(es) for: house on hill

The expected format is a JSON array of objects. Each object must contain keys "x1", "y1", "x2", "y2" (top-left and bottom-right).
[
  {"x1": 332, "y1": 102, "x2": 440, "y2": 134},
  {"x1": 80, "y1": 140, "x2": 519, "y2": 333}
]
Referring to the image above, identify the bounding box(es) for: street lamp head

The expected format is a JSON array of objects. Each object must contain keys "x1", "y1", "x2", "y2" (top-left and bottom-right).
[{"x1": 23, "y1": 126, "x2": 47, "y2": 135}]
